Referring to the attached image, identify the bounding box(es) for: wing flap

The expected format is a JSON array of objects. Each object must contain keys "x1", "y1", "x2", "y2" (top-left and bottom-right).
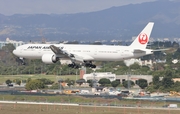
[
  {"x1": 50, "y1": 45, "x2": 69, "y2": 58},
  {"x1": 49, "y1": 45, "x2": 60, "y2": 54}
]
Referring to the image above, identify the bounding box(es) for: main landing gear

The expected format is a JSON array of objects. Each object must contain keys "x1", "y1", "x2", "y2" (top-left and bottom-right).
[
  {"x1": 84, "y1": 61, "x2": 96, "y2": 68},
  {"x1": 85, "y1": 63, "x2": 96, "y2": 68},
  {"x1": 68, "y1": 63, "x2": 80, "y2": 69},
  {"x1": 67, "y1": 61, "x2": 96, "y2": 69}
]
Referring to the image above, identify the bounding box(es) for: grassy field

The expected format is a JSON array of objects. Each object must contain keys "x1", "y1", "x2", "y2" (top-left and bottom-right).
[
  {"x1": 0, "y1": 74, "x2": 78, "y2": 84},
  {"x1": 0, "y1": 103, "x2": 179, "y2": 114},
  {"x1": 0, "y1": 95, "x2": 179, "y2": 114},
  {"x1": 0, "y1": 94, "x2": 180, "y2": 108}
]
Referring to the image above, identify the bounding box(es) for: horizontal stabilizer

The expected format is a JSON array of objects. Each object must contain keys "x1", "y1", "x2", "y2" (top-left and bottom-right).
[
  {"x1": 133, "y1": 49, "x2": 146, "y2": 53},
  {"x1": 151, "y1": 48, "x2": 169, "y2": 52}
]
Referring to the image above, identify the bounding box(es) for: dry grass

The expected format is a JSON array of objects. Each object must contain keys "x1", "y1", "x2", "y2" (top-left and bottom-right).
[{"x1": 0, "y1": 103, "x2": 179, "y2": 114}]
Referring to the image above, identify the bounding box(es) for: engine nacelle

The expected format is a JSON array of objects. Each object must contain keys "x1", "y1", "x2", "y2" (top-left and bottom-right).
[{"x1": 42, "y1": 54, "x2": 58, "y2": 64}]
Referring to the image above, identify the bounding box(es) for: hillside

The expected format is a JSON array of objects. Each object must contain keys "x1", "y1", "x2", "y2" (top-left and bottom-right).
[{"x1": 0, "y1": 0, "x2": 180, "y2": 41}]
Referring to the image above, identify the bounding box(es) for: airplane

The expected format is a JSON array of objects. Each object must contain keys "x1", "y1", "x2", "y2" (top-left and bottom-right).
[{"x1": 13, "y1": 22, "x2": 154, "y2": 69}]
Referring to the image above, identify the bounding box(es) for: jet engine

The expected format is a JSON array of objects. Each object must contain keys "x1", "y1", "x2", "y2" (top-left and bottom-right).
[{"x1": 42, "y1": 54, "x2": 58, "y2": 64}]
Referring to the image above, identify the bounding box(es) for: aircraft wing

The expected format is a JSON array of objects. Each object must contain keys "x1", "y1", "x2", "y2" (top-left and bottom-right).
[
  {"x1": 50, "y1": 45, "x2": 70, "y2": 57},
  {"x1": 49, "y1": 45, "x2": 84, "y2": 62}
]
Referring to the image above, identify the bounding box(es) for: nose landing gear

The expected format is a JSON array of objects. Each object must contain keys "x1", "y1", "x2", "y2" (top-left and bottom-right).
[{"x1": 16, "y1": 57, "x2": 26, "y2": 65}]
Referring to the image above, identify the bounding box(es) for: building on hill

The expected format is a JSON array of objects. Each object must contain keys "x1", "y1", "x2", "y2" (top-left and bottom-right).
[{"x1": 0, "y1": 38, "x2": 25, "y2": 49}]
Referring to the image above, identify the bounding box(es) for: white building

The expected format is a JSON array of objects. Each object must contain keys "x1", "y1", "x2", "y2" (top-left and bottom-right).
[
  {"x1": 0, "y1": 38, "x2": 25, "y2": 49},
  {"x1": 116, "y1": 75, "x2": 153, "y2": 84},
  {"x1": 83, "y1": 72, "x2": 116, "y2": 82},
  {"x1": 124, "y1": 58, "x2": 154, "y2": 68}
]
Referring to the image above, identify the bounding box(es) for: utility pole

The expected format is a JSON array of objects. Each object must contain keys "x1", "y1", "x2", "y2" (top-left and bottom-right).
[
  {"x1": 93, "y1": 71, "x2": 97, "y2": 88},
  {"x1": 128, "y1": 67, "x2": 131, "y2": 90}
]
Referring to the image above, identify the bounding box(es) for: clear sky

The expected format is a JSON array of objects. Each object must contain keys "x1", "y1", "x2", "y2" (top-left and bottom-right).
[{"x1": 0, "y1": 0, "x2": 157, "y2": 15}]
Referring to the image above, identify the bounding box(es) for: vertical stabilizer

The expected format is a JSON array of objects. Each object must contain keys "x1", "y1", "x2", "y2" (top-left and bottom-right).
[{"x1": 130, "y1": 22, "x2": 154, "y2": 49}]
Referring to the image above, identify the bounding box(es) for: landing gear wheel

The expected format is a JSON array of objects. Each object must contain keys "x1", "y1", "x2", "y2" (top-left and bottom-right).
[
  {"x1": 68, "y1": 63, "x2": 80, "y2": 69},
  {"x1": 84, "y1": 61, "x2": 96, "y2": 68},
  {"x1": 91, "y1": 65, "x2": 96, "y2": 68}
]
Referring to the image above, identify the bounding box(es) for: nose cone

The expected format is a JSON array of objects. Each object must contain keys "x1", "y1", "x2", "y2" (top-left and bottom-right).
[
  {"x1": 13, "y1": 49, "x2": 18, "y2": 56},
  {"x1": 13, "y1": 45, "x2": 24, "y2": 57}
]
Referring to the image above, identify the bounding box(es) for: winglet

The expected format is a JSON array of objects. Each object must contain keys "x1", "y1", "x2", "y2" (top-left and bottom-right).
[{"x1": 129, "y1": 22, "x2": 154, "y2": 49}]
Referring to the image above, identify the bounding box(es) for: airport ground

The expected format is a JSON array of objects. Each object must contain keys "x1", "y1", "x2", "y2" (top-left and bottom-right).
[
  {"x1": 0, "y1": 75, "x2": 180, "y2": 113},
  {"x1": 0, "y1": 94, "x2": 179, "y2": 114},
  {"x1": 0, "y1": 102, "x2": 179, "y2": 114}
]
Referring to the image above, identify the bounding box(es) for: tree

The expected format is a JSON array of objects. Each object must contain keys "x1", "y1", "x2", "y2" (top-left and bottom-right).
[
  {"x1": 27, "y1": 78, "x2": 32, "y2": 83},
  {"x1": 162, "y1": 77, "x2": 174, "y2": 88},
  {"x1": 5, "y1": 79, "x2": 12, "y2": 85},
  {"x1": 65, "y1": 78, "x2": 75, "y2": 87},
  {"x1": 173, "y1": 81, "x2": 180, "y2": 92},
  {"x1": 111, "y1": 81, "x2": 120, "y2": 88},
  {"x1": 25, "y1": 79, "x2": 45, "y2": 90},
  {"x1": 76, "y1": 79, "x2": 86, "y2": 86},
  {"x1": 164, "y1": 69, "x2": 173, "y2": 78},
  {"x1": 129, "y1": 63, "x2": 140, "y2": 70},
  {"x1": 172, "y1": 47, "x2": 180, "y2": 59},
  {"x1": 17, "y1": 80, "x2": 21, "y2": 86},
  {"x1": 152, "y1": 75, "x2": 161, "y2": 89},
  {"x1": 21, "y1": 79, "x2": 26, "y2": 83},
  {"x1": 38, "y1": 78, "x2": 54, "y2": 85},
  {"x1": 67, "y1": 80, "x2": 75, "y2": 87},
  {"x1": 166, "y1": 53, "x2": 173, "y2": 64},
  {"x1": 13, "y1": 79, "x2": 21, "y2": 86},
  {"x1": 98, "y1": 78, "x2": 111, "y2": 86},
  {"x1": 2, "y1": 43, "x2": 15, "y2": 51},
  {"x1": 122, "y1": 80, "x2": 135, "y2": 88},
  {"x1": 137, "y1": 79, "x2": 148, "y2": 89},
  {"x1": 1, "y1": 44, "x2": 16, "y2": 66},
  {"x1": 50, "y1": 83, "x2": 64, "y2": 90},
  {"x1": 152, "y1": 75, "x2": 160, "y2": 85},
  {"x1": 65, "y1": 78, "x2": 70, "y2": 83},
  {"x1": 87, "y1": 79, "x2": 93, "y2": 87},
  {"x1": 172, "y1": 41, "x2": 179, "y2": 48}
]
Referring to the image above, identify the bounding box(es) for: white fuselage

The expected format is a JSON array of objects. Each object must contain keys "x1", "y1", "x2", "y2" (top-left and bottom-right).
[{"x1": 13, "y1": 43, "x2": 152, "y2": 62}]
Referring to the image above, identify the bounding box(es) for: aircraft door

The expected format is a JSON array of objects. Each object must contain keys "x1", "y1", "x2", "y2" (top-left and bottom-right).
[
  {"x1": 38, "y1": 49, "x2": 41, "y2": 54},
  {"x1": 94, "y1": 48, "x2": 98, "y2": 56}
]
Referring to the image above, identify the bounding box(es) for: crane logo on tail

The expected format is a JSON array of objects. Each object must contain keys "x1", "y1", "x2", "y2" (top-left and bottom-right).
[{"x1": 138, "y1": 33, "x2": 148, "y2": 44}]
